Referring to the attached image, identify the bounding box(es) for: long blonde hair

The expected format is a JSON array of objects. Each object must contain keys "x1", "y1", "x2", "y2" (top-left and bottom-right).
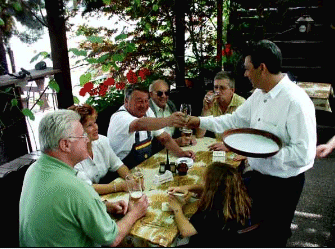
[{"x1": 197, "y1": 162, "x2": 251, "y2": 225}]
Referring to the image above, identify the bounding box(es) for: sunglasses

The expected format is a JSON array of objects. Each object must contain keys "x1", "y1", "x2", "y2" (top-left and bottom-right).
[{"x1": 156, "y1": 91, "x2": 170, "y2": 97}]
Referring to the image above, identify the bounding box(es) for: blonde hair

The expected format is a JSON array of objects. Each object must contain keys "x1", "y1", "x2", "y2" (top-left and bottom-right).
[{"x1": 198, "y1": 162, "x2": 251, "y2": 225}]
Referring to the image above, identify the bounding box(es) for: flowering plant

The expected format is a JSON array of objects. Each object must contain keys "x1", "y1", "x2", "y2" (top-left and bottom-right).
[{"x1": 78, "y1": 68, "x2": 151, "y2": 113}]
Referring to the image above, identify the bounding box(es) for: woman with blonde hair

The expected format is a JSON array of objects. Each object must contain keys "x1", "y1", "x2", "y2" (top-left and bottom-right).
[
  {"x1": 168, "y1": 162, "x2": 258, "y2": 247},
  {"x1": 68, "y1": 104, "x2": 131, "y2": 195}
]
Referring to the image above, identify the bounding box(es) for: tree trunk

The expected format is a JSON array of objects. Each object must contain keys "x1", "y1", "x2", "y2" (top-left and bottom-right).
[
  {"x1": 45, "y1": 0, "x2": 74, "y2": 109},
  {"x1": 175, "y1": 1, "x2": 185, "y2": 88},
  {"x1": 0, "y1": 30, "x2": 9, "y2": 76},
  {"x1": 217, "y1": 0, "x2": 223, "y2": 70}
]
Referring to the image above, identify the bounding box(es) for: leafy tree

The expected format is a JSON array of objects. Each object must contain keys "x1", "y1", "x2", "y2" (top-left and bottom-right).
[
  {"x1": 0, "y1": 0, "x2": 46, "y2": 75},
  {"x1": 71, "y1": 0, "x2": 230, "y2": 83}
]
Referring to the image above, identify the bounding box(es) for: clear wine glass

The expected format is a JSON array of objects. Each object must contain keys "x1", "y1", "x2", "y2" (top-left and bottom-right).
[
  {"x1": 180, "y1": 103, "x2": 192, "y2": 116},
  {"x1": 180, "y1": 104, "x2": 192, "y2": 133}
]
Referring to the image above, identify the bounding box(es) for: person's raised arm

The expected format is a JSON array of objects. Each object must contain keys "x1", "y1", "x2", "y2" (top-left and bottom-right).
[
  {"x1": 196, "y1": 92, "x2": 216, "y2": 138},
  {"x1": 129, "y1": 112, "x2": 187, "y2": 133}
]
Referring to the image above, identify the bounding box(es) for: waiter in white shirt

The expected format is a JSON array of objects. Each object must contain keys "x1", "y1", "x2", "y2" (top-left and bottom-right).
[
  {"x1": 107, "y1": 84, "x2": 195, "y2": 169},
  {"x1": 187, "y1": 40, "x2": 317, "y2": 247}
]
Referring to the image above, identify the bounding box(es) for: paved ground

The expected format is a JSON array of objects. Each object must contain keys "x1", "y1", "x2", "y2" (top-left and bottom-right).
[{"x1": 287, "y1": 130, "x2": 335, "y2": 247}]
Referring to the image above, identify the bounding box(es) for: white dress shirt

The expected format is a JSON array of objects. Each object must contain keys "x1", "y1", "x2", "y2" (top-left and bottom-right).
[
  {"x1": 150, "y1": 100, "x2": 175, "y2": 137},
  {"x1": 200, "y1": 74, "x2": 316, "y2": 178},
  {"x1": 75, "y1": 135, "x2": 123, "y2": 185},
  {"x1": 107, "y1": 105, "x2": 165, "y2": 160}
]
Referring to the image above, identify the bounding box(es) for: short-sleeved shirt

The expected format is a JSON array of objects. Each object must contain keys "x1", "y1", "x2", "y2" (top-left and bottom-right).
[
  {"x1": 19, "y1": 153, "x2": 118, "y2": 247},
  {"x1": 74, "y1": 135, "x2": 123, "y2": 185},
  {"x1": 107, "y1": 105, "x2": 165, "y2": 160},
  {"x1": 205, "y1": 93, "x2": 245, "y2": 140}
]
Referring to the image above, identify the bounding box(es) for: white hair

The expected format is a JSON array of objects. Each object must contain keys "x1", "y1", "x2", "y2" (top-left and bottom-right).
[
  {"x1": 149, "y1": 79, "x2": 169, "y2": 92},
  {"x1": 38, "y1": 109, "x2": 81, "y2": 153}
]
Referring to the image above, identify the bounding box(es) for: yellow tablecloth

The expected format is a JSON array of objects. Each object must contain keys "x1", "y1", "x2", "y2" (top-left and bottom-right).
[{"x1": 102, "y1": 137, "x2": 240, "y2": 247}]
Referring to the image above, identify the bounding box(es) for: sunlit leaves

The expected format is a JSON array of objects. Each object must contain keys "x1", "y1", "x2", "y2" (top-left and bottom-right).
[
  {"x1": 102, "y1": 0, "x2": 112, "y2": 5},
  {"x1": 102, "y1": 64, "x2": 112, "y2": 72},
  {"x1": 112, "y1": 54, "x2": 124, "y2": 62},
  {"x1": 36, "y1": 100, "x2": 44, "y2": 107},
  {"x1": 80, "y1": 73, "x2": 92, "y2": 86},
  {"x1": 22, "y1": 109, "x2": 35, "y2": 121},
  {"x1": 97, "y1": 53, "x2": 111, "y2": 63},
  {"x1": 86, "y1": 36, "x2": 104, "y2": 43},
  {"x1": 126, "y1": 43, "x2": 136, "y2": 53},
  {"x1": 115, "y1": 33, "x2": 127, "y2": 41},
  {"x1": 0, "y1": 18, "x2": 4, "y2": 26},
  {"x1": 73, "y1": 96, "x2": 80, "y2": 104},
  {"x1": 49, "y1": 79, "x2": 60, "y2": 93},
  {"x1": 69, "y1": 48, "x2": 87, "y2": 57},
  {"x1": 30, "y1": 51, "x2": 50, "y2": 63}
]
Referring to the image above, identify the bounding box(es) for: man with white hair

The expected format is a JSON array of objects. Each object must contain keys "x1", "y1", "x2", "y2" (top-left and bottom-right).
[{"x1": 19, "y1": 109, "x2": 148, "y2": 247}]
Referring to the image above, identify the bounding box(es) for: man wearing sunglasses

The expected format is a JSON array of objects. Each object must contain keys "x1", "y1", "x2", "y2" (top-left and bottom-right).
[{"x1": 149, "y1": 79, "x2": 196, "y2": 149}]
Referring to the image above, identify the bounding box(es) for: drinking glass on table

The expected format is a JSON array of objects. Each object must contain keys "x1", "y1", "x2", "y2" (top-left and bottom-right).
[
  {"x1": 125, "y1": 174, "x2": 143, "y2": 201},
  {"x1": 133, "y1": 168, "x2": 145, "y2": 190}
]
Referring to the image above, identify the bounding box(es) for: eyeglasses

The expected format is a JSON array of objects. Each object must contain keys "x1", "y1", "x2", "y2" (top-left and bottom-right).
[
  {"x1": 68, "y1": 132, "x2": 89, "y2": 140},
  {"x1": 214, "y1": 85, "x2": 228, "y2": 91},
  {"x1": 156, "y1": 91, "x2": 170, "y2": 97}
]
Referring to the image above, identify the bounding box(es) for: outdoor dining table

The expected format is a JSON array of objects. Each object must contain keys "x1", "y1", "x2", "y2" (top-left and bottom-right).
[{"x1": 101, "y1": 137, "x2": 240, "y2": 247}]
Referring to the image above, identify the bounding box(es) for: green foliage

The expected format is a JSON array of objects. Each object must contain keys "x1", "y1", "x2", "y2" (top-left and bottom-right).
[
  {"x1": 80, "y1": 73, "x2": 92, "y2": 86},
  {"x1": 49, "y1": 78, "x2": 60, "y2": 93},
  {"x1": 30, "y1": 51, "x2": 51, "y2": 63},
  {"x1": 22, "y1": 108, "x2": 35, "y2": 121},
  {"x1": 75, "y1": 0, "x2": 226, "y2": 82}
]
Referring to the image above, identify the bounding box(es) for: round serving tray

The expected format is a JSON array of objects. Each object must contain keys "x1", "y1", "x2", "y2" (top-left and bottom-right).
[{"x1": 222, "y1": 128, "x2": 283, "y2": 158}]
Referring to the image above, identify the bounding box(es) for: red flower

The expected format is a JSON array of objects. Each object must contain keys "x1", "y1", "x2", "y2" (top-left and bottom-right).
[
  {"x1": 115, "y1": 82, "x2": 126, "y2": 90},
  {"x1": 138, "y1": 68, "x2": 150, "y2": 81},
  {"x1": 79, "y1": 87, "x2": 88, "y2": 97},
  {"x1": 103, "y1": 78, "x2": 115, "y2": 86},
  {"x1": 222, "y1": 44, "x2": 232, "y2": 57},
  {"x1": 79, "y1": 82, "x2": 94, "y2": 96},
  {"x1": 126, "y1": 70, "x2": 138, "y2": 84},
  {"x1": 98, "y1": 83, "x2": 108, "y2": 97}
]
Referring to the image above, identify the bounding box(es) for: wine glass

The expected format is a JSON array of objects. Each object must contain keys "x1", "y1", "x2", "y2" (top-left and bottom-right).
[
  {"x1": 179, "y1": 104, "x2": 192, "y2": 133},
  {"x1": 180, "y1": 103, "x2": 192, "y2": 116}
]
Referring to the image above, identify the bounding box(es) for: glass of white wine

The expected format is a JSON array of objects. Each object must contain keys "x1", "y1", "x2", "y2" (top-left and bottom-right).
[{"x1": 180, "y1": 103, "x2": 192, "y2": 133}]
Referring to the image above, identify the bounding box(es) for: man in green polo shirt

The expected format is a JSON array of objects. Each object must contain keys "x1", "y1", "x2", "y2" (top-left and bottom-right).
[{"x1": 19, "y1": 110, "x2": 148, "y2": 247}]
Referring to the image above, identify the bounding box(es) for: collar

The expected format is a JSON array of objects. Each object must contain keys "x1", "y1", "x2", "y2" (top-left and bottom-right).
[
  {"x1": 151, "y1": 99, "x2": 168, "y2": 112},
  {"x1": 264, "y1": 74, "x2": 289, "y2": 99},
  {"x1": 39, "y1": 153, "x2": 77, "y2": 176},
  {"x1": 228, "y1": 93, "x2": 240, "y2": 108}
]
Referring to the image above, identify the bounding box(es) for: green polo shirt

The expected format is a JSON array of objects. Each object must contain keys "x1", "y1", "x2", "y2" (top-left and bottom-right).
[{"x1": 19, "y1": 154, "x2": 118, "y2": 247}]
